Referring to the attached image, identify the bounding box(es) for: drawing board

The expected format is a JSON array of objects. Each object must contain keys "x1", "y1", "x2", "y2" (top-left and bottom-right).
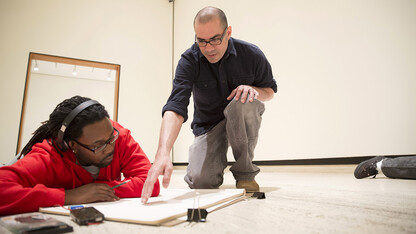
[{"x1": 39, "y1": 189, "x2": 245, "y2": 225}]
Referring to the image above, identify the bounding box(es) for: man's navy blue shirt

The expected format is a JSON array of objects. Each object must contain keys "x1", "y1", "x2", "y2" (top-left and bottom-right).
[{"x1": 162, "y1": 37, "x2": 277, "y2": 136}]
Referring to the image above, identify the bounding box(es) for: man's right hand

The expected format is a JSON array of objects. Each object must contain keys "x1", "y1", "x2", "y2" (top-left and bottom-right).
[
  {"x1": 65, "y1": 183, "x2": 119, "y2": 205},
  {"x1": 141, "y1": 111, "x2": 182, "y2": 204},
  {"x1": 141, "y1": 155, "x2": 173, "y2": 204}
]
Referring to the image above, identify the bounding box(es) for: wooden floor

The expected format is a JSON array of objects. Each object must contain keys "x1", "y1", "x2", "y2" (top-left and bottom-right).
[{"x1": 18, "y1": 165, "x2": 416, "y2": 234}]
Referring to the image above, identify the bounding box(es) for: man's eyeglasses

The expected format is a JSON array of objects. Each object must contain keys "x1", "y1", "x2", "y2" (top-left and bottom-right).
[
  {"x1": 195, "y1": 27, "x2": 228, "y2": 47},
  {"x1": 74, "y1": 127, "x2": 119, "y2": 154}
]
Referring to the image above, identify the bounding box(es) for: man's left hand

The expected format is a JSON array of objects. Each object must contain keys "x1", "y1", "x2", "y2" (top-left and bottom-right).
[{"x1": 227, "y1": 85, "x2": 259, "y2": 103}]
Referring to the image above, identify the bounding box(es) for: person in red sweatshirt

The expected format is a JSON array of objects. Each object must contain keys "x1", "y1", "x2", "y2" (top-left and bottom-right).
[{"x1": 0, "y1": 96, "x2": 160, "y2": 215}]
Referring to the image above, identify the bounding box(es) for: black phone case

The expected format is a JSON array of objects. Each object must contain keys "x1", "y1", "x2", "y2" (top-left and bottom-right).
[{"x1": 70, "y1": 207, "x2": 104, "y2": 225}]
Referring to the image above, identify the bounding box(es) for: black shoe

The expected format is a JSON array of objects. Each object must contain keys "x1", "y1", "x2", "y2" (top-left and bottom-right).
[{"x1": 354, "y1": 156, "x2": 385, "y2": 179}]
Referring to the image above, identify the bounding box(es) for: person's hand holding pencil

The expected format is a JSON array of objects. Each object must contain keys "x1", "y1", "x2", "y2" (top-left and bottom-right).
[{"x1": 65, "y1": 183, "x2": 120, "y2": 205}]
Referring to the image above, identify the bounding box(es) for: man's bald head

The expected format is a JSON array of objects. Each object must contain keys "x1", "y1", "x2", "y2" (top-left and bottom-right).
[{"x1": 194, "y1": 6, "x2": 228, "y2": 29}]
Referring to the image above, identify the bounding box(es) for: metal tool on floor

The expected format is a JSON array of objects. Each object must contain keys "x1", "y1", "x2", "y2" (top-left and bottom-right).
[
  {"x1": 187, "y1": 192, "x2": 208, "y2": 222},
  {"x1": 251, "y1": 192, "x2": 266, "y2": 199}
]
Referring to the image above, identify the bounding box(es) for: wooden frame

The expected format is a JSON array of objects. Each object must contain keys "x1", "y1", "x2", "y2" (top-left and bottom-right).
[{"x1": 16, "y1": 52, "x2": 121, "y2": 154}]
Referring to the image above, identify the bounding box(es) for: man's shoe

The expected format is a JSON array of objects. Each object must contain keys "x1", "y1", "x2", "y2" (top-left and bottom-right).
[
  {"x1": 236, "y1": 180, "x2": 260, "y2": 192},
  {"x1": 354, "y1": 156, "x2": 385, "y2": 179}
]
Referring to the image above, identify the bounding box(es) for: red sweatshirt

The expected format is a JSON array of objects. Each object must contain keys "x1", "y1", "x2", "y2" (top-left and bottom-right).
[{"x1": 0, "y1": 121, "x2": 160, "y2": 215}]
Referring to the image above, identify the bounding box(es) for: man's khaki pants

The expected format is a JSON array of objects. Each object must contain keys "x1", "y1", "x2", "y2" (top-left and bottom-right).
[{"x1": 184, "y1": 98, "x2": 265, "y2": 189}]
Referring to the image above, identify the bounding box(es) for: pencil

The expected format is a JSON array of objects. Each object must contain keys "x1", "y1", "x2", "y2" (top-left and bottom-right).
[{"x1": 111, "y1": 180, "x2": 131, "y2": 189}]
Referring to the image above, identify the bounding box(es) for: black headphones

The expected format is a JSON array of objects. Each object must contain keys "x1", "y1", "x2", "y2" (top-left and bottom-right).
[{"x1": 56, "y1": 100, "x2": 99, "y2": 151}]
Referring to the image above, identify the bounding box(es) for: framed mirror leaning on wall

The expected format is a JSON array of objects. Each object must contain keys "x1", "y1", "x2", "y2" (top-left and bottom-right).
[{"x1": 16, "y1": 52, "x2": 120, "y2": 155}]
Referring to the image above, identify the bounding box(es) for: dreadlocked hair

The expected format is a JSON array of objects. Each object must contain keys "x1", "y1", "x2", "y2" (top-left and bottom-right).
[{"x1": 21, "y1": 95, "x2": 109, "y2": 156}]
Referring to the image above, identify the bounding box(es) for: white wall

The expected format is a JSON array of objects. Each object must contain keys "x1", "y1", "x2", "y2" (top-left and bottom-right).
[
  {"x1": 0, "y1": 0, "x2": 173, "y2": 163},
  {"x1": 172, "y1": 0, "x2": 416, "y2": 162},
  {"x1": 1, "y1": 0, "x2": 415, "y2": 164}
]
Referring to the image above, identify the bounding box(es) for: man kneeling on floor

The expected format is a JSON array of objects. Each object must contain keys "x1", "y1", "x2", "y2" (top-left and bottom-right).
[
  {"x1": 141, "y1": 6, "x2": 277, "y2": 204},
  {"x1": 0, "y1": 96, "x2": 160, "y2": 216}
]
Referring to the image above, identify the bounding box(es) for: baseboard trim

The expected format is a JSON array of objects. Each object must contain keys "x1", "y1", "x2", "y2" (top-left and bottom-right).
[{"x1": 172, "y1": 154, "x2": 416, "y2": 166}]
